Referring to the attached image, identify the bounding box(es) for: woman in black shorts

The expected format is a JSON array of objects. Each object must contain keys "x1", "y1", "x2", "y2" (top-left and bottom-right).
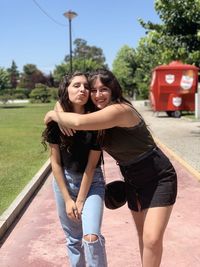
[{"x1": 44, "y1": 69, "x2": 177, "y2": 267}]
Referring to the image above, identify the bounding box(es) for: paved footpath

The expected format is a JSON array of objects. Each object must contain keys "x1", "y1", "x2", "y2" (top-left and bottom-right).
[
  {"x1": 0, "y1": 102, "x2": 200, "y2": 266},
  {"x1": 1, "y1": 152, "x2": 200, "y2": 266}
]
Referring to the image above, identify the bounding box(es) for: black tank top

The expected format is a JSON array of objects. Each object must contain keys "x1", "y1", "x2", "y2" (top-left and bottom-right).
[{"x1": 102, "y1": 120, "x2": 156, "y2": 165}]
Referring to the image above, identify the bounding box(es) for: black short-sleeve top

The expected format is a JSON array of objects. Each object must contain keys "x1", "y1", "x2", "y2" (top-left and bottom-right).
[{"x1": 46, "y1": 122, "x2": 101, "y2": 173}]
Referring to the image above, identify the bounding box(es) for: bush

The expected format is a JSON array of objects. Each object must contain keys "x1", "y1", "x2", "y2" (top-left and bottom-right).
[
  {"x1": 48, "y1": 87, "x2": 58, "y2": 100},
  {"x1": 14, "y1": 87, "x2": 30, "y2": 99},
  {"x1": 29, "y1": 83, "x2": 51, "y2": 103},
  {"x1": 0, "y1": 94, "x2": 13, "y2": 104}
]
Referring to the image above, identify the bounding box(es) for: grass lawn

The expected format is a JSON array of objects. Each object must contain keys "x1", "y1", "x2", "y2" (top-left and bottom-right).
[{"x1": 0, "y1": 102, "x2": 55, "y2": 215}]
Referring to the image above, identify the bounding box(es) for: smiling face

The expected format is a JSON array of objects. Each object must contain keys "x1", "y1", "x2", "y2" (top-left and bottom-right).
[
  {"x1": 90, "y1": 77, "x2": 112, "y2": 109},
  {"x1": 68, "y1": 75, "x2": 90, "y2": 112}
]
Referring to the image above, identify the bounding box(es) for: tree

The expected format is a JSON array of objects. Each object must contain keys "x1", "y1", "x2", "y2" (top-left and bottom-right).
[
  {"x1": 0, "y1": 68, "x2": 11, "y2": 91},
  {"x1": 64, "y1": 38, "x2": 107, "y2": 72},
  {"x1": 128, "y1": 0, "x2": 200, "y2": 99},
  {"x1": 134, "y1": 31, "x2": 167, "y2": 99},
  {"x1": 7, "y1": 60, "x2": 19, "y2": 89},
  {"x1": 54, "y1": 38, "x2": 107, "y2": 83},
  {"x1": 112, "y1": 45, "x2": 137, "y2": 97},
  {"x1": 45, "y1": 72, "x2": 55, "y2": 87},
  {"x1": 73, "y1": 58, "x2": 104, "y2": 72},
  {"x1": 53, "y1": 63, "x2": 69, "y2": 84},
  {"x1": 18, "y1": 64, "x2": 47, "y2": 91},
  {"x1": 73, "y1": 38, "x2": 106, "y2": 66},
  {"x1": 53, "y1": 57, "x2": 103, "y2": 86},
  {"x1": 139, "y1": 0, "x2": 200, "y2": 66}
]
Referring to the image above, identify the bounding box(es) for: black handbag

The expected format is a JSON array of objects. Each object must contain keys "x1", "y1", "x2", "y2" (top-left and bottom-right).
[{"x1": 104, "y1": 180, "x2": 127, "y2": 209}]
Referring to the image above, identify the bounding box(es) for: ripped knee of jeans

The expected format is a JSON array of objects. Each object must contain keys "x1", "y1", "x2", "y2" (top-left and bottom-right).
[{"x1": 83, "y1": 234, "x2": 98, "y2": 243}]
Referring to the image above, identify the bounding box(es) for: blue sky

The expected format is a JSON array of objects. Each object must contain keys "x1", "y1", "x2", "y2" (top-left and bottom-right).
[{"x1": 0, "y1": 0, "x2": 160, "y2": 74}]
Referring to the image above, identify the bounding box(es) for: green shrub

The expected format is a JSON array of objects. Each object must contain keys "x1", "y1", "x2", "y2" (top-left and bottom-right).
[
  {"x1": 29, "y1": 83, "x2": 51, "y2": 103},
  {"x1": 49, "y1": 87, "x2": 58, "y2": 100}
]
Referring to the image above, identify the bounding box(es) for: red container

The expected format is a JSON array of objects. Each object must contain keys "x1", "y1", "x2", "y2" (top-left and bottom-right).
[{"x1": 149, "y1": 61, "x2": 199, "y2": 117}]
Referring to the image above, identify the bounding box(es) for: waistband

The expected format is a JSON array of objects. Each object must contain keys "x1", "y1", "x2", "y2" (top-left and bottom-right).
[{"x1": 118, "y1": 146, "x2": 158, "y2": 167}]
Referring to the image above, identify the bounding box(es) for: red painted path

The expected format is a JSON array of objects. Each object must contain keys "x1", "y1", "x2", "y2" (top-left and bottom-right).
[{"x1": 0, "y1": 150, "x2": 200, "y2": 267}]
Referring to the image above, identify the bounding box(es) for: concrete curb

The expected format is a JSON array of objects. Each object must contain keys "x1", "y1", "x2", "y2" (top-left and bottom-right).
[
  {"x1": 155, "y1": 137, "x2": 200, "y2": 182},
  {"x1": 0, "y1": 159, "x2": 51, "y2": 240}
]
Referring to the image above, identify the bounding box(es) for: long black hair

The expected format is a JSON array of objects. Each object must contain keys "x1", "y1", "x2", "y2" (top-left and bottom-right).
[
  {"x1": 58, "y1": 71, "x2": 94, "y2": 113},
  {"x1": 41, "y1": 71, "x2": 95, "y2": 150}
]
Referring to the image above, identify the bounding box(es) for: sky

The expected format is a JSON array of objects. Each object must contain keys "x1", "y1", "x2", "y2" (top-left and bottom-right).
[{"x1": 0, "y1": 0, "x2": 160, "y2": 74}]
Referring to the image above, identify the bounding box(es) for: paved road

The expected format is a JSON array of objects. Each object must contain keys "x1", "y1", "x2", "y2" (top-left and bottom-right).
[
  {"x1": 134, "y1": 100, "x2": 200, "y2": 173},
  {"x1": 0, "y1": 101, "x2": 200, "y2": 266}
]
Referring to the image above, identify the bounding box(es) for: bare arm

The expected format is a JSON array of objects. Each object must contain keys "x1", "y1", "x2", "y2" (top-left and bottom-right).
[
  {"x1": 54, "y1": 101, "x2": 76, "y2": 136},
  {"x1": 75, "y1": 150, "x2": 102, "y2": 218},
  {"x1": 44, "y1": 103, "x2": 140, "y2": 130},
  {"x1": 54, "y1": 101, "x2": 63, "y2": 112},
  {"x1": 50, "y1": 144, "x2": 78, "y2": 221}
]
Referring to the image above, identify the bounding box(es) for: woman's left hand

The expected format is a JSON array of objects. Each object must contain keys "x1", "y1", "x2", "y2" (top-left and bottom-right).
[
  {"x1": 61, "y1": 127, "x2": 76, "y2": 136},
  {"x1": 75, "y1": 200, "x2": 84, "y2": 220}
]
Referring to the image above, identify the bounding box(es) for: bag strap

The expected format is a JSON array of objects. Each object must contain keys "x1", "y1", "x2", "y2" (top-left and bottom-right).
[{"x1": 101, "y1": 152, "x2": 106, "y2": 181}]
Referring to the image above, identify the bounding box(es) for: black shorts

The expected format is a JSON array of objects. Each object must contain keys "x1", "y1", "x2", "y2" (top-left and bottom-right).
[{"x1": 119, "y1": 147, "x2": 177, "y2": 211}]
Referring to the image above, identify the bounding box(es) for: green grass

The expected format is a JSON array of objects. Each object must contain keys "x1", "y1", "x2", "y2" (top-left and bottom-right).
[
  {"x1": 181, "y1": 111, "x2": 197, "y2": 120},
  {"x1": 0, "y1": 102, "x2": 55, "y2": 215}
]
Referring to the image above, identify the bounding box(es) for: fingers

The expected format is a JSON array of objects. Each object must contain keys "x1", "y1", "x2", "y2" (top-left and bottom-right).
[
  {"x1": 75, "y1": 202, "x2": 83, "y2": 220},
  {"x1": 73, "y1": 207, "x2": 79, "y2": 219},
  {"x1": 58, "y1": 125, "x2": 76, "y2": 136},
  {"x1": 59, "y1": 125, "x2": 67, "y2": 135},
  {"x1": 64, "y1": 128, "x2": 76, "y2": 136},
  {"x1": 77, "y1": 209, "x2": 82, "y2": 220},
  {"x1": 67, "y1": 206, "x2": 80, "y2": 221}
]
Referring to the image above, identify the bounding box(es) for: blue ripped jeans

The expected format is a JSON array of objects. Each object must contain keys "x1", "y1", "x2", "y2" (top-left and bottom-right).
[{"x1": 53, "y1": 167, "x2": 107, "y2": 267}]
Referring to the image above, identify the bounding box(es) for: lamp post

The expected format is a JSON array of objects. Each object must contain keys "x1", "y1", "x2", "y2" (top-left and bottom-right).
[{"x1": 63, "y1": 10, "x2": 78, "y2": 73}]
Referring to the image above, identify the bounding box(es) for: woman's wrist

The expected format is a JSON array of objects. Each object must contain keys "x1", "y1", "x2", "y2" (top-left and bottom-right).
[
  {"x1": 51, "y1": 110, "x2": 57, "y2": 121},
  {"x1": 63, "y1": 195, "x2": 73, "y2": 203},
  {"x1": 76, "y1": 199, "x2": 85, "y2": 204}
]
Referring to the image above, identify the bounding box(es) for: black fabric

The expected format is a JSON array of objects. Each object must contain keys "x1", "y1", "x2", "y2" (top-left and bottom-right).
[
  {"x1": 46, "y1": 122, "x2": 61, "y2": 144},
  {"x1": 120, "y1": 147, "x2": 177, "y2": 211},
  {"x1": 102, "y1": 121, "x2": 156, "y2": 165},
  {"x1": 46, "y1": 122, "x2": 102, "y2": 173},
  {"x1": 105, "y1": 180, "x2": 127, "y2": 209}
]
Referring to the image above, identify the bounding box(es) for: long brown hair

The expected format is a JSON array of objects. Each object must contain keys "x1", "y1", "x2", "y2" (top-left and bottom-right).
[
  {"x1": 88, "y1": 69, "x2": 146, "y2": 145},
  {"x1": 88, "y1": 69, "x2": 133, "y2": 106}
]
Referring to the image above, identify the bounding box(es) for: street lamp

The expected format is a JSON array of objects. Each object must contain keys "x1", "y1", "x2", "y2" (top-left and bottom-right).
[{"x1": 63, "y1": 10, "x2": 78, "y2": 73}]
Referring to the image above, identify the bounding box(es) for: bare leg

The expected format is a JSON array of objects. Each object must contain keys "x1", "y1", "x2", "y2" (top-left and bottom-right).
[
  {"x1": 130, "y1": 209, "x2": 146, "y2": 260},
  {"x1": 131, "y1": 205, "x2": 173, "y2": 267}
]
